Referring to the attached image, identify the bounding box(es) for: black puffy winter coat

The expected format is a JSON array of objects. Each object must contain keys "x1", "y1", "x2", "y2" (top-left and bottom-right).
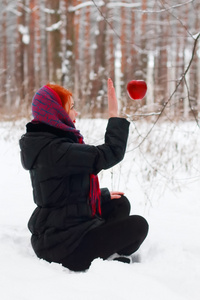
[{"x1": 19, "y1": 117, "x2": 129, "y2": 263}]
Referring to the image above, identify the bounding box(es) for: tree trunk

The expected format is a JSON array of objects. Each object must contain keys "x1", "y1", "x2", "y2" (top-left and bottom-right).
[
  {"x1": 139, "y1": 0, "x2": 148, "y2": 107},
  {"x1": 46, "y1": 0, "x2": 62, "y2": 83},
  {"x1": 63, "y1": 0, "x2": 76, "y2": 90},
  {"x1": 40, "y1": 0, "x2": 49, "y2": 85},
  {"x1": 27, "y1": 0, "x2": 36, "y2": 107},
  {"x1": 90, "y1": 1, "x2": 108, "y2": 117},
  {"x1": 1, "y1": 0, "x2": 8, "y2": 109},
  {"x1": 189, "y1": 1, "x2": 200, "y2": 119},
  {"x1": 120, "y1": 2, "x2": 127, "y2": 98}
]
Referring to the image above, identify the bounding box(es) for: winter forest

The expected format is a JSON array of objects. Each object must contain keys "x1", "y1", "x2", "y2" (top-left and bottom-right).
[
  {"x1": 1, "y1": 0, "x2": 200, "y2": 120},
  {"x1": 1, "y1": 1, "x2": 200, "y2": 298}
]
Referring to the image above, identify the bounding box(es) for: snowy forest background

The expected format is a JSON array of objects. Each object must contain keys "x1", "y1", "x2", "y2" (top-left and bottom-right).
[
  {"x1": 0, "y1": 0, "x2": 200, "y2": 120},
  {"x1": 1, "y1": 1, "x2": 200, "y2": 298}
]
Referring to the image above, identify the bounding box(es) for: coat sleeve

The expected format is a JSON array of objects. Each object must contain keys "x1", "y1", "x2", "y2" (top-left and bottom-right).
[
  {"x1": 52, "y1": 117, "x2": 130, "y2": 175},
  {"x1": 100, "y1": 188, "x2": 111, "y2": 203}
]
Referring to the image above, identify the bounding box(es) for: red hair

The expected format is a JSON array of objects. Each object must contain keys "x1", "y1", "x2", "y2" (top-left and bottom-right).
[{"x1": 46, "y1": 83, "x2": 72, "y2": 113}]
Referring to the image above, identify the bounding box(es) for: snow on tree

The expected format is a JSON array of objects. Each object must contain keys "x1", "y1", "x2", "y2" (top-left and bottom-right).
[{"x1": 0, "y1": 0, "x2": 199, "y2": 121}]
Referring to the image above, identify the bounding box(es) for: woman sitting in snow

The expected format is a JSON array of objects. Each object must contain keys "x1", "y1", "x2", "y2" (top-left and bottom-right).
[{"x1": 19, "y1": 78, "x2": 148, "y2": 271}]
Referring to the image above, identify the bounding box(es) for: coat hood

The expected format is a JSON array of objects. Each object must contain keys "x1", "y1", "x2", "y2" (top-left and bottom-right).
[{"x1": 19, "y1": 132, "x2": 53, "y2": 170}]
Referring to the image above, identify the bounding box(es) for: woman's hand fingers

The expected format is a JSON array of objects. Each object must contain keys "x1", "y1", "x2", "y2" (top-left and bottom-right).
[
  {"x1": 110, "y1": 191, "x2": 124, "y2": 199},
  {"x1": 107, "y1": 78, "x2": 118, "y2": 118}
]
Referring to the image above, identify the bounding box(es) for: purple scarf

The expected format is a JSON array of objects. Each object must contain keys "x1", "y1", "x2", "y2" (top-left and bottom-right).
[{"x1": 32, "y1": 85, "x2": 101, "y2": 216}]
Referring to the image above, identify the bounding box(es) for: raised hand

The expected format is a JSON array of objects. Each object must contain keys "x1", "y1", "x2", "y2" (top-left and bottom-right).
[{"x1": 107, "y1": 78, "x2": 119, "y2": 118}]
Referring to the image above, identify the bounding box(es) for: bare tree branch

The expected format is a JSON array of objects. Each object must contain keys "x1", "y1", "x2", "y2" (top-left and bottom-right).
[
  {"x1": 159, "y1": 0, "x2": 194, "y2": 39},
  {"x1": 184, "y1": 76, "x2": 200, "y2": 128},
  {"x1": 127, "y1": 32, "x2": 200, "y2": 152}
]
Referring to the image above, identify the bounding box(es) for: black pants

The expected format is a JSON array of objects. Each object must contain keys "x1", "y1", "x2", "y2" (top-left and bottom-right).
[{"x1": 61, "y1": 196, "x2": 149, "y2": 271}]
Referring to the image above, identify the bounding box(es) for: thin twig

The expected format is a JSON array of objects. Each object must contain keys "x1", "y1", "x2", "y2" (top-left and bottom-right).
[
  {"x1": 184, "y1": 76, "x2": 200, "y2": 128},
  {"x1": 91, "y1": 0, "x2": 200, "y2": 150},
  {"x1": 161, "y1": 1, "x2": 194, "y2": 38},
  {"x1": 126, "y1": 32, "x2": 200, "y2": 151}
]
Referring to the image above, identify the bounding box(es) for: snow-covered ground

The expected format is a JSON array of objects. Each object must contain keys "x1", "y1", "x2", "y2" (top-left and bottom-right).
[{"x1": 0, "y1": 118, "x2": 200, "y2": 300}]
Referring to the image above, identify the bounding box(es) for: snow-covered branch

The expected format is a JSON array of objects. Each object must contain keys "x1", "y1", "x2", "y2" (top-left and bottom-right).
[
  {"x1": 18, "y1": 25, "x2": 30, "y2": 44},
  {"x1": 46, "y1": 21, "x2": 62, "y2": 32},
  {"x1": 107, "y1": 2, "x2": 140, "y2": 9},
  {"x1": 68, "y1": 1, "x2": 104, "y2": 12},
  {"x1": 68, "y1": 0, "x2": 194, "y2": 13}
]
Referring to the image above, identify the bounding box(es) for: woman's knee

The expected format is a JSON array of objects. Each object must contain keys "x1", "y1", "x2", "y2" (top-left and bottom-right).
[
  {"x1": 129, "y1": 215, "x2": 149, "y2": 240},
  {"x1": 118, "y1": 195, "x2": 131, "y2": 215},
  {"x1": 101, "y1": 195, "x2": 131, "y2": 221}
]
